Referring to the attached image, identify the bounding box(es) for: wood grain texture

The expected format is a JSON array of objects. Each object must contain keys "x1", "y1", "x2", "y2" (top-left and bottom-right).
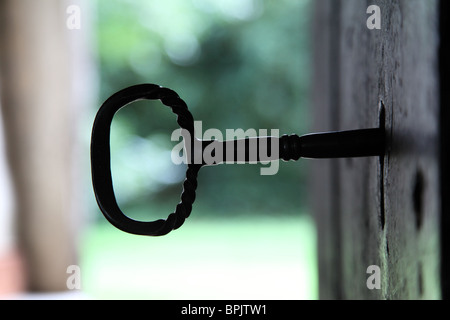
[{"x1": 312, "y1": 0, "x2": 441, "y2": 299}]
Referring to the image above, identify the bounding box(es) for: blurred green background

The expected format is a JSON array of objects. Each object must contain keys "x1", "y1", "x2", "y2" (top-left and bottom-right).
[{"x1": 81, "y1": 0, "x2": 317, "y2": 299}]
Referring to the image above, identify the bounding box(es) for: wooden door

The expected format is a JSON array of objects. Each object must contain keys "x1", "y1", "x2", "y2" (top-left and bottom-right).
[{"x1": 312, "y1": 0, "x2": 448, "y2": 299}]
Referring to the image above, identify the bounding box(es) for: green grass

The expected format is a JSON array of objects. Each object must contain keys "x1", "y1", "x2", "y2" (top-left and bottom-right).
[{"x1": 79, "y1": 214, "x2": 318, "y2": 300}]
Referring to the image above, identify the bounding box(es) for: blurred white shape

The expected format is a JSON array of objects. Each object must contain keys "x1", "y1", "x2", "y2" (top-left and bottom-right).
[
  {"x1": 138, "y1": 1, "x2": 209, "y2": 45},
  {"x1": 192, "y1": 0, "x2": 263, "y2": 21},
  {"x1": 217, "y1": 0, "x2": 262, "y2": 21},
  {"x1": 191, "y1": 0, "x2": 218, "y2": 14},
  {"x1": 164, "y1": 32, "x2": 201, "y2": 66}
]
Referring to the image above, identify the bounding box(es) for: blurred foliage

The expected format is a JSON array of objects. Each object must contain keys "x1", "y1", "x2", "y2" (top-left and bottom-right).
[{"x1": 95, "y1": 0, "x2": 312, "y2": 219}]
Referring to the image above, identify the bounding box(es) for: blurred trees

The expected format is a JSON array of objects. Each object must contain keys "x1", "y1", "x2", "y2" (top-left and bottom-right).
[{"x1": 95, "y1": 0, "x2": 312, "y2": 219}]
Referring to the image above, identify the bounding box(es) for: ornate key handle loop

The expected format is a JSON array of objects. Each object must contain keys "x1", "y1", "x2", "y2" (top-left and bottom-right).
[
  {"x1": 91, "y1": 83, "x2": 385, "y2": 236},
  {"x1": 91, "y1": 84, "x2": 200, "y2": 236}
]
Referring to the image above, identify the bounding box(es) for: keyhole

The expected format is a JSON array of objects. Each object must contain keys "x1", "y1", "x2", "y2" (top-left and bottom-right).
[
  {"x1": 413, "y1": 169, "x2": 425, "y2": 230},
  {"x1": 379, "y1": 101, "x2": 386, "y2": 229}
]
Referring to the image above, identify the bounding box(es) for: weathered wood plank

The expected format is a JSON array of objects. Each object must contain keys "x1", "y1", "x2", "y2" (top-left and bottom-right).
[
  {"x1": 313, "y1": 0, "x2": 441, "y2": 299},
  {"x1": 439, "y1": 0, "x2": 450, "y2": 300}
]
